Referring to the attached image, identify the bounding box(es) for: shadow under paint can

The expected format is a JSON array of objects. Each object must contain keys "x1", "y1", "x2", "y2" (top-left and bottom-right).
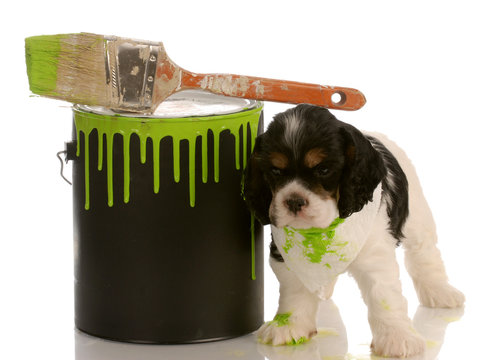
[{"x1": 70, "y1": 90, "x2": 264, "y2": 344}]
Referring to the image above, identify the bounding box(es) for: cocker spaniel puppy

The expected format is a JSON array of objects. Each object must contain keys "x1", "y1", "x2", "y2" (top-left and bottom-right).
[{"x1": 244, "y1": 104, "x2": 464, "y2": 358}]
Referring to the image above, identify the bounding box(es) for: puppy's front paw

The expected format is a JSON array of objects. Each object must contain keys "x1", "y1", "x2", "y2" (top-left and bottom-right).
[
  {"x1": 371, "y1": 326, "x2": 426, "y2": 358},
  {"x1": 416, "y1": 282, "x2": 465, "y2": 308},
  {"x1": 257, "y1": 312, "x2": 317, "y2": 346}
]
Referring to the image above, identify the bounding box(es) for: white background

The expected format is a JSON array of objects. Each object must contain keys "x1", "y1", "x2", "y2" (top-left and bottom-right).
[{"x1": 1, "y1": 1, "x2": 485, "y2": 359}]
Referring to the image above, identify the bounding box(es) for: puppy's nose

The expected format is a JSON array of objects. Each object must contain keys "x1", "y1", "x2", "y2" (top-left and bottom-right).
[{"x1": 285, "y1": 195, "x2": 308, "y2": 215}]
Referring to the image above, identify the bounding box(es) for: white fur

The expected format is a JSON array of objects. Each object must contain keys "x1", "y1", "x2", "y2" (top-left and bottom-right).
[
  {"x1": 259, "y1": 132, "x2": 465, "y2": 358},
  {"x1": 270, "y1": 179, "x2": 339, "y2": 229},
  {"x1": 258, "y1": 258, "x2": 320, "y2": 345},
  {"x1": 283, "y1": 113, "x2": 303, "y2": 158},
  {"x1": 271, "y1": 184, "x2": 382, "y2": 299}
]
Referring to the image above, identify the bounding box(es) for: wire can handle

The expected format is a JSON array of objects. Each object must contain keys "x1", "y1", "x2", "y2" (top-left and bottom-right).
[{"x1": 57, "y1": 141, "x2": 77, "y2": 185}]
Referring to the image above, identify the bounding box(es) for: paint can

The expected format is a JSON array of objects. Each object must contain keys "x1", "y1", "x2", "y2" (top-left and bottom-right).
[{"x1": 68, "y1": 90, "x2": 264, "y2": 344}]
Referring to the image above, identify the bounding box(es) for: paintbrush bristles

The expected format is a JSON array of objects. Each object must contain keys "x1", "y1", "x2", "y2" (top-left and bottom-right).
[{"x1": 25, "y1": 33, "x2": 110, "y2": 107}]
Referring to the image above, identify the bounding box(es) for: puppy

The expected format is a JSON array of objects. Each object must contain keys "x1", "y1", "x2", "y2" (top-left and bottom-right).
[{"x1": 244, "y1": 104, "x2": 465, "y2": 358}]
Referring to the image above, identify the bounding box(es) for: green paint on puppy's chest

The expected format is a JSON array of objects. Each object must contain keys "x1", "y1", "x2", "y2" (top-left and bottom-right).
[{"x1": 283, "y1": 218, "x2": 347, "y2": 266}]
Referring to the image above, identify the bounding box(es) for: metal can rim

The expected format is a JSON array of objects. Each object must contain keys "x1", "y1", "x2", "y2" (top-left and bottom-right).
[{"x1": 74, "y1": 90, "x2": 261, "y2": 120}]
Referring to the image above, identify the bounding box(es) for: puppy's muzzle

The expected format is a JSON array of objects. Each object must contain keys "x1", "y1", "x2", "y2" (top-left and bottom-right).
[{"x1": 285, "y1": 194, "x2": 308, "y2": 215}]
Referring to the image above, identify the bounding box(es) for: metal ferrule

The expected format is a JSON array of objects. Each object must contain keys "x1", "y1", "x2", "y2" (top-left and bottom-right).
[{"x1": 104, "y1": 37, "x2": 160, "y2": 113}]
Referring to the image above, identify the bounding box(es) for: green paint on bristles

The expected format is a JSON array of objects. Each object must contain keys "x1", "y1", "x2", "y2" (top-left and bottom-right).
[{"x1": 25, "y1": 34, "x2": 68, "y2": 96}]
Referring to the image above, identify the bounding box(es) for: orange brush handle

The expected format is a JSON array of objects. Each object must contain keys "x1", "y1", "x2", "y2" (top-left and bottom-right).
[{"x1": 180, "y1": 72, "x2": 366, "y2": 111}]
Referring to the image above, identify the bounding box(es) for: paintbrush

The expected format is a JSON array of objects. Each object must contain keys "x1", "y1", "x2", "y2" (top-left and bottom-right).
[{"x1": 25, "y1": 33, "x2": 366, "y2": 114}]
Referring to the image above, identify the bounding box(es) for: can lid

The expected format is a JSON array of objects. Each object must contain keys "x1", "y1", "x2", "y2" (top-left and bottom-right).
[{"x1": 75, "y1": 90, "x2": 260, "y2": 118}]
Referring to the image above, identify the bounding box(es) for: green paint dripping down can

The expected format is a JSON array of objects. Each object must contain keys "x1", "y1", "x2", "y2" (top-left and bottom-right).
[{"x1": 70, "y1": 90, "x2": 264, "y2": 344}]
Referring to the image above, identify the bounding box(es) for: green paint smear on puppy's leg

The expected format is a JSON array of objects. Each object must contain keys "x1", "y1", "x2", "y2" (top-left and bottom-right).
[
  {"x1": 271, "y1": 312, "x2": 292, "y2": 327},
  {"x1": 380, "y1": 299, "x2": 391, "y2": 311},
  {"x1": 262, "y1": 313, "x2": 311, "y2": 346},
  {"x1": 286, "y1": 336, "x2": 309, "y2": 346}
]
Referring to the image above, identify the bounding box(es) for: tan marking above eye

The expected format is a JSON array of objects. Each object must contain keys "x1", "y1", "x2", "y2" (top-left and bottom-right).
[
  {"x1": 304, "y1": 148, "x2": 327, "y2": 168},
  {"x1": 269, "y1": 152, "x2": 289, "y2": 169}
]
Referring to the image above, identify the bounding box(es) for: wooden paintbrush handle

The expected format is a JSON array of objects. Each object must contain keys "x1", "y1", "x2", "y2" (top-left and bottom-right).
[{"x1": 180, "y1": 72, "x2": 366, "y2": 111}]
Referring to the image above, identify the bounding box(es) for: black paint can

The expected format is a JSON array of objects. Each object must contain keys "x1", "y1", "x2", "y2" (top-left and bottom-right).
[{"x1": 70, "y1": 91, "x2": 264, "y2": 344}]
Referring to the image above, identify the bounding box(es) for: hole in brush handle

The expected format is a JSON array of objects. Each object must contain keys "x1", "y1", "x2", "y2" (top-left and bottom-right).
[{"x1": 331, "y1": 91, "x2": 347, "y2": 106}]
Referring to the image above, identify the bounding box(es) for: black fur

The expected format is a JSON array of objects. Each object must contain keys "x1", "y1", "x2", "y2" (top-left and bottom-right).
[
  {"x1": 270, "y1": 234, "x2": 285, "y2": 262},
  {"x1": 243, "y1": 136, "x2": 273, "y2": 225},
  {"x1": 337, "y1": 121, "x2": 387, "y2": 218},
  {"x1": 244, "y1": 104, "x2": 387, "y2": 225},
  {"x1": 244, "y1": 105, "x2": 346, "y2": 224},
  {"x1": 367, "y1": 135, "x2": 409, "y2": 244}
]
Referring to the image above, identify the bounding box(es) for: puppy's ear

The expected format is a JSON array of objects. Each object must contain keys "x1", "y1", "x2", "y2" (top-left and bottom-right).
[
  {"x1": 243, "y1": 136, "x2": 272, "y2": 225},
  {"x1": 338, "y1": 125, "x2": 386, "y2": 218}
]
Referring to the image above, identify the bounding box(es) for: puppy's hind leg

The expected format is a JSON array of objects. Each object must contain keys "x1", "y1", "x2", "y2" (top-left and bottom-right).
[
  {"x1": 258, "y1": 258, "x2": 320, "y2": 346},
  {"x1": 402, "y1": 222, "x2": 465, "y2": 308},
  {"x1": 348, "y1": 227, "x2": 426, "y2": 358},
  {"x1": 402, "y1": 181, "x2": 465, "y2": 308}
]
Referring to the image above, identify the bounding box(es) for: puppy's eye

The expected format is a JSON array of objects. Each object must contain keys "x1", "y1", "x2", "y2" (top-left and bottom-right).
[
  {"x1": 315, "y1": 167, "x2": 329, "y2": 176},
  {"x1": 271, "y1": 167, "x2": 283, "y2": 176}
]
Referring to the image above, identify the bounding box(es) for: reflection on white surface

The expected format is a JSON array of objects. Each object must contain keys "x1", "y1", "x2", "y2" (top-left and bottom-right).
[
  {"x1": 75, "y1": 331, "x2": 264, "y2": 360},
  {"x1": 75, "y1": 300, "x2": 464, "y2": 360},
  {"x1": 412, "y1": 306, "x2": 465, "y2": 360}
]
